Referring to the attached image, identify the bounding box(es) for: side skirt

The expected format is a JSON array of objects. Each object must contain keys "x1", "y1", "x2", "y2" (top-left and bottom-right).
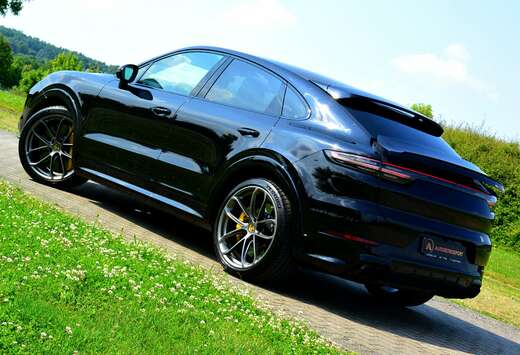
[{"x1": 78, "y1": 167, "x2": 211, "y2": 230}]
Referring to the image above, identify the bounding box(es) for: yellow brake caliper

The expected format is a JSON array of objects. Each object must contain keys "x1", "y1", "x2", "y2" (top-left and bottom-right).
[{"x1": 236, "y1": 212, "x2": 247, "y2": 240}]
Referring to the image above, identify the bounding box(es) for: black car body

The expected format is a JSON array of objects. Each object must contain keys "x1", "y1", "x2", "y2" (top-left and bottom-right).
[{"x1": 18, "y1": 46, "x2": 503, "y2": 304}]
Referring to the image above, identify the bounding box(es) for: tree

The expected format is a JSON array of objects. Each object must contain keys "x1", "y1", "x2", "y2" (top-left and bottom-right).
[
  {"x1": 0, "y1": 0, "x2": 24, "y2": 16},
  {"x1": 86, "y1": 63, "x2": 102, "y2": 73},
  {"x1": 6, "y1": 53, "x2": 40, "y2": 87},
  {"x1": 18, "y1": 52, "x2": 84, "y2": 93},
  {"x1": 48, "y1": 52, "x2": 83, "y2": 72},
  {"x1": 0, "y1": 35, "x2": 13, "y2": 87},
  {"x1": 411, "y1": 103, "x2": 433, "y2": 119},
  {"x1": 18, "y1": 66, "x2": 45, "y2": 92},
  {"x1": 0, "y1": 25, "x2": 118, "y2": 72}
]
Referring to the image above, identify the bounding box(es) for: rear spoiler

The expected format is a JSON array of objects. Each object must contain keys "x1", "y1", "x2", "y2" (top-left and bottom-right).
[
  {"x1": 313, "y1": 80, "x2": 444, "y2": 137},
  {"x1": 314, "y1": 80, "x2": 504, "y2": 193}
]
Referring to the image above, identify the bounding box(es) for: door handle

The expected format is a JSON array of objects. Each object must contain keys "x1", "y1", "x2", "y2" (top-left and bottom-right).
[
  {"x1": 151, "y1": 107, "x2": 172, "y2": 117},
  {"x1": 238, "y1": 128, "x2": 260, "y2": 137}
]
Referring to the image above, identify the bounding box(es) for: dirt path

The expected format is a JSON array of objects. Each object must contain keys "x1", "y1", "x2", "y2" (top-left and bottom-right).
[{"x1": 1, "y1": 130, "x2": 519, "y2": 354}]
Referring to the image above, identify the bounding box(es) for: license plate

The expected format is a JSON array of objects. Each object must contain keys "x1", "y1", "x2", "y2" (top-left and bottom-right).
[{"x1": 421, "y1": 236, "x2": 466, "y2": 264}]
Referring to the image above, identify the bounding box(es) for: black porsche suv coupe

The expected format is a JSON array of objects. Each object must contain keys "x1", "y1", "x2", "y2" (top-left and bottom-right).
[{"x1": 17, "y1": 46, "x2": 503, "y2": 306}]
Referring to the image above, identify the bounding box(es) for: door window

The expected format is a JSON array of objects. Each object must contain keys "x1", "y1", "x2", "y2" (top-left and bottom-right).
[
  {"x1": 138, "y1": 52, "x2": 223, "y2": 95},
  {"x1": 205, "y1": 60, "x2": 283, "y2": 115}
]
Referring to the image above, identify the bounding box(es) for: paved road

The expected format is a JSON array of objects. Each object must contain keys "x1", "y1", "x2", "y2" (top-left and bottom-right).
[{"x1": 1, "y1": 130, "x2": 520, "y2": 354}]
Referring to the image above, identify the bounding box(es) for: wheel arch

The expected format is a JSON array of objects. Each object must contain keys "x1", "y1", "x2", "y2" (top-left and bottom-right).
[
  {"x1": 26, "y1": 85, "x2": 81, "y2": 124},
  {"x1": 207, "y1": 150, "x2": 307, "y2": 249}
]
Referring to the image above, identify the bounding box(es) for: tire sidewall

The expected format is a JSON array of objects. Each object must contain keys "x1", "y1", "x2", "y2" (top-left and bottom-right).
[
  {"x1": 213, "y1": 178, "x2": 291, "y2": 279},
  {"x1": 18, "y1": 106, "x2": 82, "y2": 187}
]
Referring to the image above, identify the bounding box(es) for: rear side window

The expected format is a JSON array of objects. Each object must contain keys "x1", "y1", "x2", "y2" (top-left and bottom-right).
[
  {"x1": 138, "y1": 52, "x2": 223, "y2": 95},
  {"x1": 342, "y1": 100, "x2": 454, "y2": 154},
  {"x1": 205, "y1": 60, "x2": 283, "y2": 115},
  {"x1": 282, "y1": 87, "x2": 308, "y2": 119}
]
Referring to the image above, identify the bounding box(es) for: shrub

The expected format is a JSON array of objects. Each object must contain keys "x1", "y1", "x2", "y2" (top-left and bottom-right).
[{"x1": 443, "y1": 123, "x2": 520, "y2": 252}]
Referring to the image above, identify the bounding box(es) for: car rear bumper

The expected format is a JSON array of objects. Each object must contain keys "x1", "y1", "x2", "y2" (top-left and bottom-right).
[
  {"x1": 294, "y1": 154, "x2": 491, "y2": 298},
  {"x1": 303, "y1": 248, "x2": 483, "y2": 298},
  {"x1": 297, "y1": 197, "x2": 490, "y2": 298}
]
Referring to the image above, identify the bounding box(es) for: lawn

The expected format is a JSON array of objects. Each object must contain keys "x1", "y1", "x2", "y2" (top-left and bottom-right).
[
  {"x1": 0, "y1": 90, "x2": 24, "y2": 132},
  {"x1": 0, "y1": 181, "x2": 341, "y2": 354},
  {"x1": 455, "y1": 247, "x2": 520, "y2": 328}
]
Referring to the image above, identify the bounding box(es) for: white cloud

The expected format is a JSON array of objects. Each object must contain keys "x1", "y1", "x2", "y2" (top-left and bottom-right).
[
  {"x1": 222, "y1": 0, "x2": 297, "y2": 26},
  {"x1": 392, "y1": 44, "x2": 498, "y2": 101},
  {"x1": 444, "y1": 43, "x2": 469, "y2": 61}
]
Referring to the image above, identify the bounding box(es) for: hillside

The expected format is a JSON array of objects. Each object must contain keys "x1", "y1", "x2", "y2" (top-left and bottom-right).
[
  {"x1": 0, "y1": 26, "x2": 118, "y2": 73},
  {"x1": 443, "y1": 125, "x2": 520, "y2": 252}
]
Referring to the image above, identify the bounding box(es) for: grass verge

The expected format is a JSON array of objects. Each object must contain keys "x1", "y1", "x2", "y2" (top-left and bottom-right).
[
  {"x1": 0, "y1": 180, "x2": 342, "y2": 354},
  {"x1": 0, "y1": 90, "x2": 24, "y2": 133},
  {"x1": 455, "y1": 247, "x2": 520, "y2": 328}
]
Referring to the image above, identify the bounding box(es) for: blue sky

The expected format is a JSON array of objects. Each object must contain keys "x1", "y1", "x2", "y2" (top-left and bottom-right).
[{"x1": 2, "y1": 0, "x2": 519, "y2": 140}]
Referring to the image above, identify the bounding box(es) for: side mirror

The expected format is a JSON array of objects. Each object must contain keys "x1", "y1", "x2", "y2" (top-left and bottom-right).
[{"x1": 116, "y1": 64, "x2": 139, "y2": 84}]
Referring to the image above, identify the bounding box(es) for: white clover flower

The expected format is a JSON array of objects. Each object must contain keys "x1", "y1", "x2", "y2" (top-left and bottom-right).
[{"x1": 65, "y1": 326, "x2": 72, "y2": 335}]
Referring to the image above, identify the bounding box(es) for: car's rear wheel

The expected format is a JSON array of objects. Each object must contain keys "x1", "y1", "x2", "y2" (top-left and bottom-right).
[
  {"x1": 364, "y1": 284, "x2": 434, "y2": 307},
  {"x1": 18, "y1": 106, "x2": 87, "y2": 188},
  {"x1": 213, "y1": 178, "x2": 294, "y2": 283}
]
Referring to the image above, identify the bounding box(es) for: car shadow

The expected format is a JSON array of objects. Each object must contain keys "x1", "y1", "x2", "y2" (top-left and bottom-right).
[{"x1": 70, "y1": 181, "x2": 520, "y2": 354}]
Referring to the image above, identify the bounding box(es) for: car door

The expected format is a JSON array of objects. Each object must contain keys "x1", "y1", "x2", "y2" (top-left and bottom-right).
[
  {"x1": 153, "y1": 58, "x2": 285, "y2": 215},
  {"x1": 78, "y1": 51, "x2": 226, "y2": 189}
]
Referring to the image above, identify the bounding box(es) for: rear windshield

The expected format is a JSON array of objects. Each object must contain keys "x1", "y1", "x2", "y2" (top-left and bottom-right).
[{"x1": 342, "y1": 100, "x2": 455, "y2": 155}]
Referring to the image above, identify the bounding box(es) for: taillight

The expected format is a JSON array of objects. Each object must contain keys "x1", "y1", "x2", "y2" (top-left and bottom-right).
[
  {"x1": 325, "y1": 150, "x2": 412, "y2": 184},
  {"x1": 324, "y1": 150, "x2": 497, "y2": 207}
]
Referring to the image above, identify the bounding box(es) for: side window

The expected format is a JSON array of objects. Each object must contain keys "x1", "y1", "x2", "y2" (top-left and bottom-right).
[
  {"x1": 282, "y1": 87, "x2": 308, "y2": 119},
  {"x1": 138, "y1": 52, "x2": 223, "y2": 95},
  {"x1": 205, "y1": 60, "x2": 283, "y2": 115}
]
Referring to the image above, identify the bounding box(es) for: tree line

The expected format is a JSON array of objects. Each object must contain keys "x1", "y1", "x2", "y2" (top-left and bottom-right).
[
  {"x1": 0, "y1": 26, "x2": 118, "y2": 73},
  {"x1": 0, "y1": 34, "x2": 89, "y2": 92},
  {"x1": 0, "y1": 30, "x2": 118, "y2": 93}
]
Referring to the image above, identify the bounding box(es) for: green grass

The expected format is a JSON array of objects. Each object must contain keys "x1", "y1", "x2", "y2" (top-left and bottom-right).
[
  {"x1": 456, "y1": 247, "x2": 520, "y2": 328},
  {"x1": 486, "y1": 247, "x2": 520, "y2": 289},
  {"x1": 0, "y1": 90, "x2": 24, "y2": 132},
  {"x1": 0, "y1": 180, "x2": 342, "y2": 354}
]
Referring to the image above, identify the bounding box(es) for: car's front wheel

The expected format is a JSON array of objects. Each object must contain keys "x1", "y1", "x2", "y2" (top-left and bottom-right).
[
  {"x1": 18, "y1": 106, "x2": 87, "y2": 188},
  {"x1": 213, "y1": 178, "x2": 294, "y2": 283},
  {"x1": 364, "y1": 284, "x2": 434, "y2": 307}
]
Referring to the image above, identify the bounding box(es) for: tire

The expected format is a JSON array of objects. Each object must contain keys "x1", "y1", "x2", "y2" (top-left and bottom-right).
[
  {"x1": 213, "y1": 178, "x2": 294, "y2": 283},
  {"x1": 18, "y1": 106, "x2": 87, "y2": 188},
  {"x1": 364, "y1": 284, "x2": 434, "y2": 307}
]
